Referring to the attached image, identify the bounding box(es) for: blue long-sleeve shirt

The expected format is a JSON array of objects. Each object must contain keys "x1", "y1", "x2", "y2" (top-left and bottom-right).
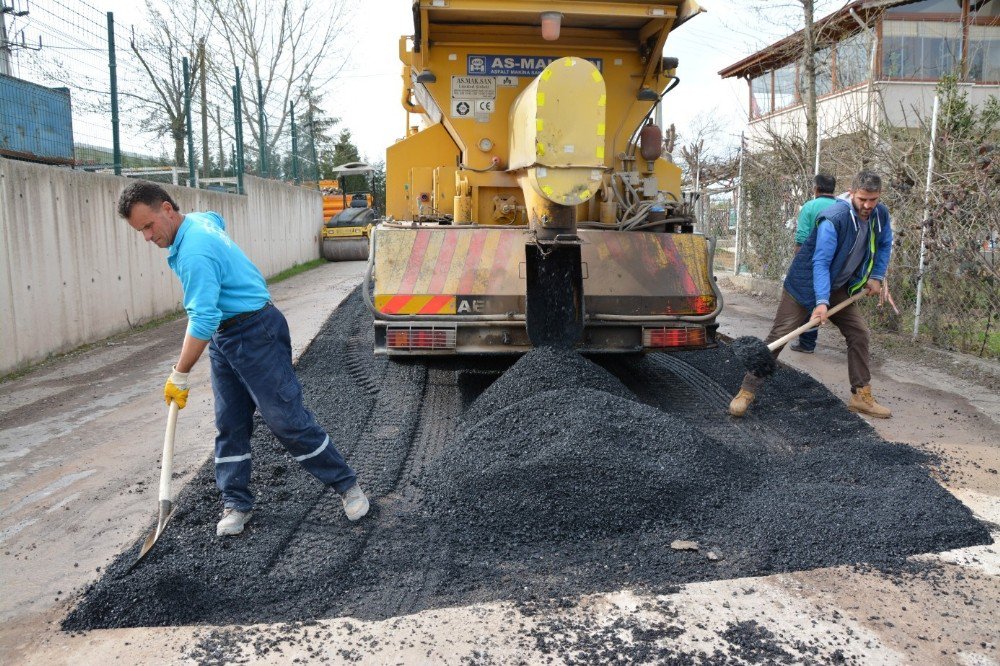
[{"x1": 167, "y1": 212, "x2": 271, "y2": 340}]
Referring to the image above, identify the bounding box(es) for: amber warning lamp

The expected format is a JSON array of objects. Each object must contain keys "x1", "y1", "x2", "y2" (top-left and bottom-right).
[{"x1": 540, "y1": 12, "x2": 562, "y2": 41}]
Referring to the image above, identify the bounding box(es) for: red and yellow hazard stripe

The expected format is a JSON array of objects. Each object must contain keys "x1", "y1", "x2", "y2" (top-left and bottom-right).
[
  {"x1": 374, "y1": 294, "x2": 457, "y2": 315},
  {"x1": 375, "y1": 228, "x2": 526, "y2": 297}
]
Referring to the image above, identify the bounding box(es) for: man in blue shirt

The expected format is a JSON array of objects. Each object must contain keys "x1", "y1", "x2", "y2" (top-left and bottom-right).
[
  {"x1": 730, "y1": 170, "x2": 893, "y2": 420},
  {"x1": 790, "y1": 173, "x2": 838, "y2": 354},
  {"x1": 118, "y1": 181, "x2": 369, "y2": 537}
]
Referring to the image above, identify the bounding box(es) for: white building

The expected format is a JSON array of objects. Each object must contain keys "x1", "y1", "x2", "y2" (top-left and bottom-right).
[{"x1": 720, "y1": 0, "x2": 1000, "y2": 147}]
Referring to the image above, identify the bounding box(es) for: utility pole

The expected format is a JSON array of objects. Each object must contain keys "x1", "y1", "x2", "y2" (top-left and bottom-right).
[
  {"x1": 183, "y1": 57, "x2": 195, "y2": 187},
  {"x1": 200, "y1": 39, "x2": 209, "y2": 181},
  {"x1": 216, "y1": 105, "x2": 224, "y2": 179},
  {"x1": 1, "y1": 3, "x2": 29, "y2": 77},
  {"x1": 913, "y1": 94, "x2": 940, "y2": 341},
  {"x1": 0, "y1": 5, "x2": 12, "y2": 76},
  {"x1": 257, "y1": 78, "x2": 266, "y2": 175},
  {"x1": 694, "y1": 164, "x2": 701, "y2": 233},
  {"x1": 734, "y1": 132, "x2": 745, "y2": 276},
  {"x1": 107, "y1": 12, "x2": 121, "y2": 175}
]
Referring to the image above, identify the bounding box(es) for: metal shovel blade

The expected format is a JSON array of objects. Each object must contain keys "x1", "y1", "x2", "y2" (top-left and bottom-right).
[
  {"x1": 129, "y1": 500, "x2": 175, "y2": 571},
  {"x1": 128, "y1": 401, "x2": 179, "y2": 572}
]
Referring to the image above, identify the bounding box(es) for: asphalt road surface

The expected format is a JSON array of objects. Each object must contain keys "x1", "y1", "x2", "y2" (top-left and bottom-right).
[{"x1": 1, "y1": 264, "x2": 997, "y2": 664}]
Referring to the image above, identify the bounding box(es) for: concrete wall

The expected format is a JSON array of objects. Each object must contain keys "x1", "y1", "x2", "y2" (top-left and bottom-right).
[{"x1": 0, "y1": 158, "x2": 323, "y2": 375}]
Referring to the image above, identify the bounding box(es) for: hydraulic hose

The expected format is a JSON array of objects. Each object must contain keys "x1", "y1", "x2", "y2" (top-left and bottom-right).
[{"x1": 625, "y1": 77, "x2": 680, "y2": 160}]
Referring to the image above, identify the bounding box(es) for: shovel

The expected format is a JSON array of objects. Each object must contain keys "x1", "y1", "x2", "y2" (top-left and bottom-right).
[
  {"x1": 129, "y1": 400, "x2": 179, "y2": 571},
  {"x1": 733, "y1": 292, "x2": 868, "y2": 378}
]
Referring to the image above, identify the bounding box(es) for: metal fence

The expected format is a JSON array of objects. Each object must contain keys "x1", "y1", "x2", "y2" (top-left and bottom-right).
[
  {"x1": 732, "y1": 83, "x2": 1000, "y2": 359},
  {"x1": 1, "y1": 0, "x2": 326, "y2": 194}
]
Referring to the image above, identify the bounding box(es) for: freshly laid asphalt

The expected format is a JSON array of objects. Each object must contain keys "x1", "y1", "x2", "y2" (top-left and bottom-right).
[{"x1": 63, "y1": 288, "x2": 991, "y2": 639}]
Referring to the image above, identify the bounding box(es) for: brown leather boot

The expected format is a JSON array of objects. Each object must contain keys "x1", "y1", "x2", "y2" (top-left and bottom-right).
[
  {"x1": 848, "y1": 385, "x2": 892, "y2": 418},
  {"x1": 729, "y1": 389, "x2": 756, "y2": 417}
]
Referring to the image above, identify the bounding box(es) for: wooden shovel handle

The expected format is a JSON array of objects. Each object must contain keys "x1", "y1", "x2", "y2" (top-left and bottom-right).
[
  {"x1": 159, "y1": 401, "x2": 179, "y2": 503},
  {"x1": 767, "y1": 292, "x2": 868, "y2": 352}
]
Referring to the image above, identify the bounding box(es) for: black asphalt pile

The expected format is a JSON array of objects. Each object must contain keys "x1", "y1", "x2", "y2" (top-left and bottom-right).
[
  {"x1": 63, "y1": 288, "x2": 992, "y2": 639},
  {"x1": 444, "y1": 388, "x2": 750, "y2": 540},
  {"x1": 463, "y1": 346, "x2": 633, "y2": 423}
]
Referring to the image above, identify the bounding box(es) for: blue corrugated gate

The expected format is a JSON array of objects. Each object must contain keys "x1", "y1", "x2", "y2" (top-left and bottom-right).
[{"x1": 0, "y1": 74, "x2": 74, "y2": 164}]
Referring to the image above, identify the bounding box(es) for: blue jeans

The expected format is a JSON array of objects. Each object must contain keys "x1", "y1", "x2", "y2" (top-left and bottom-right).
[
  {"x1": 208, "y1": 305, "x2": 356, "y2": 511},
  {"x1": 797, "y1": 325, "x2": 818, "y2": 351}
]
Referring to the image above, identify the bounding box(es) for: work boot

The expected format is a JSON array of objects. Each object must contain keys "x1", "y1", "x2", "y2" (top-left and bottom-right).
[
  {"x1": 341, "y1": 483, "x2": 370, "y2": 521},
  {"x1": 848, "y1": 386, "x2": 892, "y2": 419},
  {"x1": 728, "y1": 389, "x2": 756, "y2": 417},
  {"x1": 790, "y1": 341, "x2": 814, "y2": 354},
  {"x1": 217, "y1": 508, "x2": 252, "y2": 536}
]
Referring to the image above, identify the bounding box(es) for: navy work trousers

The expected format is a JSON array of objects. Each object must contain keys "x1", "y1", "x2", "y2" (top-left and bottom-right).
[
  {"x1": 797, "y1": 325, "x2": 818, "y2": 351},
  {"x1": 208, "y1": 304, "x2": 356, "y2": 511}
]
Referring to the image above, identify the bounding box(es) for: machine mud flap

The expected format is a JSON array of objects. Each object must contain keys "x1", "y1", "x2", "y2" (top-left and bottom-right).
[{"x1": 525, "y1": 243, "x2": 584, "y2": 348}]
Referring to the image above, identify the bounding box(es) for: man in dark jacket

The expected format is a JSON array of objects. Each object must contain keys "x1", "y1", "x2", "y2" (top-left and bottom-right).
[
  {"x1": 790, "y1": 173, "x2": 838, "y2": 354},
  {"x1": 729, "y1": 170, "x2": 893, "y2": 419}
]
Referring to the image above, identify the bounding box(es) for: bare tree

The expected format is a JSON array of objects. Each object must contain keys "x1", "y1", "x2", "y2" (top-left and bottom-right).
[
  {"x1": 201, "y1": 0, "x2": 353, "y2": 165},
  {"x1": 128, "y1": 0, "x2": 207, "y2": 167},
  {"x1": 678, "y1": 114, "x2": 739, "y2": 192}
]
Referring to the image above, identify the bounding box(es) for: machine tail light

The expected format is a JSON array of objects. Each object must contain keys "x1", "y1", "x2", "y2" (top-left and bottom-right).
[
  {"x1": 691, "y1": 295, "x2": 716, "y2": 314},
  {"x1": 642, "y1": 326, "x2": 707, "y2": 348},
  {"x1": 386, "y1": 326, "x2": 457, "y2": 350}
]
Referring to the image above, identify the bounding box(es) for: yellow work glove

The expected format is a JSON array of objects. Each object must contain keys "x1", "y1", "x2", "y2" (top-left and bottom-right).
[{"x1": 164, "y1": 366, "x2": 190, "y2": 409}]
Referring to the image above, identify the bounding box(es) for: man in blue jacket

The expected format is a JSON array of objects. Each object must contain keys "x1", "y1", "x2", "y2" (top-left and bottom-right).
[
  {"x1": 730, "y1": 170, "x2": 893, "y2": 419},
  {"x1": 118, "y1": 181, "x2": 369, "y2": 537}
]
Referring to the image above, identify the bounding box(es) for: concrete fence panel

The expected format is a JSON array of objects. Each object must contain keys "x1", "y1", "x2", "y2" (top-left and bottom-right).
[{"x1": 0, "y1": 158, "x2": 323, "y2": 375}]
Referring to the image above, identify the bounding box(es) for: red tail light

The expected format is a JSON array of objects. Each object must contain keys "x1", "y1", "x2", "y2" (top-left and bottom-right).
[
  {"x1": 386, "y1": 326, "x2": 457, "y2": 350},
  {"x1": 642, "y1": 326, "x2": 707, "y2": 348}
]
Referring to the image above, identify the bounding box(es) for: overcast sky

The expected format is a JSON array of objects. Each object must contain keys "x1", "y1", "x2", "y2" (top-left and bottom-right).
[
  {"x1": 328, "y1": 0, "x2": 813, "y2": 160},
  {"x1": 328, "y1": 0, "x2": 796, "y2": 160},
  {"x1": 91, "y1": 0, "x2": 823, "y2": 162}
]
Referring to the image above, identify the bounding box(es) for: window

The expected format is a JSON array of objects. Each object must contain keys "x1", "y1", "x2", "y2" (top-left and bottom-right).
[
  {"x1": 751, "y1": 73, "x2": 772, "y2": 117},
  {"x1": 836, "y1": 31, "x2": 872, "y2": 88},
  {"x1": 967, "y1": 25, "x2": 1000, "y2": 80},
  {"x1": 882, "y1": 20, "x2": 963, "y2": 79},
  {"x1": 887, "y1": 0, "x2": 962, "y2": 14},
  {"x1": 774, "y1": 64, "x2": 797, "y2": 110},
  {"x1": 799, "y1": 47, "x2": 833, "y2": 98},
  {"x1": 816, "y1": 46, "x2": 834, "y2": 95}
]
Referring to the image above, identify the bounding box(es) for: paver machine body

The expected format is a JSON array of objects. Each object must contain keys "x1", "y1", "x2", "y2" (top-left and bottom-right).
[{"x1": 368, "y1": 0, "x2": 721, "y2": 354}]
